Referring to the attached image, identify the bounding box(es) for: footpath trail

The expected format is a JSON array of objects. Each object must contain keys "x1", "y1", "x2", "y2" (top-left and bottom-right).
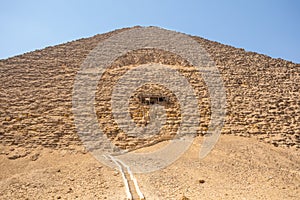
[{"x1": 107, "y1": 155, "x2": 145, "y2": 200}]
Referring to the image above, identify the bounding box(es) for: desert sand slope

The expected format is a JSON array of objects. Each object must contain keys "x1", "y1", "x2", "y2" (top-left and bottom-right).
[{"x1": 0, "y1": 135, "x2": 299, "y2": 200}]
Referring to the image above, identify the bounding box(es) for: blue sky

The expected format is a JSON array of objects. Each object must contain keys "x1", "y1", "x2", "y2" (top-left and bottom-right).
[{"x1": 1, "y1": 0, "x2": 299, "y2": 63}]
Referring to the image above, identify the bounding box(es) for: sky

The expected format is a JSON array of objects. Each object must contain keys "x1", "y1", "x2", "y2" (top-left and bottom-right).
[{"x1": 1, "y1": 0, "x2": 299, "y2": 63}]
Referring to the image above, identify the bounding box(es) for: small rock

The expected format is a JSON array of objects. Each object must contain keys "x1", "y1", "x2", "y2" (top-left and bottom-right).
[
  {"x1": 113, "y1": 171, "x2": 119, "y2": 176},
  {"x1": 30, "y1": 153, "x2": 40, "y2": 161},
  {"x1": 7, "y1": 149, "x2": 29, "y2": 159},
  {"x1": 199, "y1": 179, "x2": 205, "y2": 184},
  {"x1": 272, "y1": 141, "x2": 279, "y2": 147},
  {"x1": 66, "y1": 187, "x2": 73, "y2": 193},
  {"x1": 8, "y1": 154, "x2": 21, "y2": 160}
]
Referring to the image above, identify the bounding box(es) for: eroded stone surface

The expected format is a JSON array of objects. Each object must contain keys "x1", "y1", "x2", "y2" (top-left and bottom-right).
[{"x1": 0, "y1": 26, "x2": 299, "y2": 156}]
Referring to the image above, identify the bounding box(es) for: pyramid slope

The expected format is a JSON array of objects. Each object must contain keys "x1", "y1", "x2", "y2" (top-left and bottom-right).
[{"x1": 0, "y1": 26, "x2": 299, "y2": 153}]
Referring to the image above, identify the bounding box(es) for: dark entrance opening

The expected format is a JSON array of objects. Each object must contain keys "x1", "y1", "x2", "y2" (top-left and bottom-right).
[{"x1": 138, "y1": 94, "x2": 169, "y2": 105}]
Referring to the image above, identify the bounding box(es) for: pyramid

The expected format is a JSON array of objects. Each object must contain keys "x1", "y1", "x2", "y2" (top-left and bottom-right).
[{"x1": 0, "y1": 26, "x2": 299, "y2": 155}]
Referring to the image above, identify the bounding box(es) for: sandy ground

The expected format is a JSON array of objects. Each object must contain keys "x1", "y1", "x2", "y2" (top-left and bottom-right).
[{"x1": 0, "y1": 135, "x2": 299, "y2": 200}]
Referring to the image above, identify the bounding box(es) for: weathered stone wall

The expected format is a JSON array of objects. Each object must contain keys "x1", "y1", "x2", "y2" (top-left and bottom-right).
[
  {"x1": 95, "y1": 48, "x2": 210, "y2": 150},
  {"x1": 195, "y1": 37, "x2": 300, "y2": 148},
  {"x1": 0, "y1": 26, "x2": 299, "y2": 151}
]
